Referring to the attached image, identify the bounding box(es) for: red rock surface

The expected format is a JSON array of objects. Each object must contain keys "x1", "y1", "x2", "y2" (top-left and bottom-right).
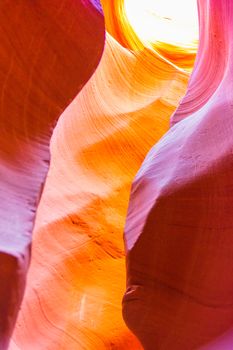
[
  {"x1": 4, "y1": 0, "x2": 231, "y2": 349},
  {"x1": 10, "y1": 12, "x2": 191, "y2": 350},
  {"x1": 123, "y1": 1, "x2": 233, "y2": 349},
  {"x1": 0, "y1": 1, "x2": 104, "y2": 348}
]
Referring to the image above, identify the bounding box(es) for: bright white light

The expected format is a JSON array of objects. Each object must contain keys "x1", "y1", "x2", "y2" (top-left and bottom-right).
[{"x1": 124, "y1": 0, "x2": 199, "y2": 47}]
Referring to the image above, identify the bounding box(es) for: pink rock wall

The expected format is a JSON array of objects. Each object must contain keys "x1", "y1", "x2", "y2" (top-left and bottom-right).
[
  {"x1": 2, "y1": 0, "x2": 232, "y2": 349},
  {"x1": 123, "y1": 1, "x2": 233, "y2": 349}
]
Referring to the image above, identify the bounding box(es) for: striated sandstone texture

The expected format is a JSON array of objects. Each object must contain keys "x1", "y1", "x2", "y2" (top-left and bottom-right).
[
  {"x1": 0, "y1": 1, "x2": 104, "y2": 349},
  {"x1": 3, "y1": 0, "x2": 228, "y2": 349},
  {"x1": 8, "y1": 0, "x2": 196, "y2": 348},
  {"x1": 123, "y1": 0, "x2": 233, "y2": 349}
]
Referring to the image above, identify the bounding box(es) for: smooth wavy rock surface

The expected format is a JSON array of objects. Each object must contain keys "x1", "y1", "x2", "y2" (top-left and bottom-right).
[
  {"x1": 123, "y1": 1, "x2": 233, "y2": 349},
  {"x1": 7, "y1": 3, "x2": 195, "y2": 349},
  {"x1": 0, "y1": 1, "x2": 104, "y2": 349}
]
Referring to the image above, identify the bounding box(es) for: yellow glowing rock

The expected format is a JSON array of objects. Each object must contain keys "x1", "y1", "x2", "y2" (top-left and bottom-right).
[{"x1": 10, "y1": 1, "x2": 198, "y2": 349}]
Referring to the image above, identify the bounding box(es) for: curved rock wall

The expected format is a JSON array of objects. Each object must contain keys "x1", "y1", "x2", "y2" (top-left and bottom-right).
[
  {"x1": 2, "y1": 0, "x2": 227, "y2": 349},
  {"x1": 9, "y1": 0, "x2": 193, "y2": 348},
  {"x1": 0, "y1": 1, "x2": 104, "y2": 348},
  {"x1": 123, "y1": 1, "x2": 233, "y2": 349}
]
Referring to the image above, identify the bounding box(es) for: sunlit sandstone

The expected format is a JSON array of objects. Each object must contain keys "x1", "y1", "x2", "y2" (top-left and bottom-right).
[
  {"x1": 3, "y1": 0, "x2": 231, "y2": 349},
  {"x1": 9, "y1": 0, "x2": 194, "y2": 348}
]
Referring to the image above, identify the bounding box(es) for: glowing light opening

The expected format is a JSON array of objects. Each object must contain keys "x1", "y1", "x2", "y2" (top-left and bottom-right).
[{"x1": 124, "y1": 0, "x2": 199, "y2": 48}]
